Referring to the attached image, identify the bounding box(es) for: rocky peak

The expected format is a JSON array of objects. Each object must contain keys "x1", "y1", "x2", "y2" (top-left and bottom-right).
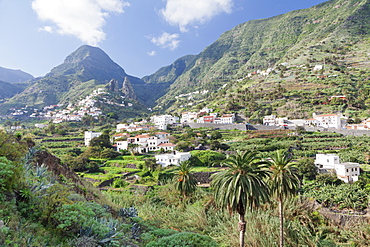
[{"x1": 122, "y1": 77, "x2": 138, "y2": 100}]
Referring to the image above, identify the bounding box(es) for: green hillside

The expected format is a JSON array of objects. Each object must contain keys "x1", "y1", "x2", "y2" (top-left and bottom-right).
[
  {"x1": 2, "y1": 0, "x2": 370, "y2": 121},
  {"x1": 151, "y1": 0, "x2": 370, "y2": 120},
  {"x1": 0, "y1": 80, "x2": 24, "y2": 101}
]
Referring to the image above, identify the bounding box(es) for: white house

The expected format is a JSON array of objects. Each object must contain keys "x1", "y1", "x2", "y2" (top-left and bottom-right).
[
  {"x1": 314, "y1": 114, "x2": 342, "y2": 129},
  {"x1": 313, "y1": 65, "x2": 323, "y2": 71},
  {"x1": 84, "y1": 131, "x2": 102, "y2": 146},
  {"x1": 155, "y1": 151, "x2": 191, "y2": 167},
  {"x1": 220, "y1": 114, "x2": 235, "y2": 124},
  {"x1": 306, "y1": 113, "x2": 345, "y2": 129},
  {"x1": 314, "y1": 154, "x2": 360, "y2": 183},
  {"x1": 181, "y1": 112, "x2": 198, "y2": 123},
  {"x1": 151, "y1": 115, "x2": 179, "y2": 130},
  {"x1": 35, "y1": 123, "x2": 48, "y2": 128},
  {"x1": 314, "y1": 154, "x2": 340, "y2": 170},
  {"x1": 263, "y1": 115, "x2": 288, "y2": 126}
]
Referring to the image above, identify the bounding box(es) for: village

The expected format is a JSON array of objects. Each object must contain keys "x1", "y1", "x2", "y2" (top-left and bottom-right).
[{"x1": 81, "y1": 105, "x2": 365, "y2": 184}]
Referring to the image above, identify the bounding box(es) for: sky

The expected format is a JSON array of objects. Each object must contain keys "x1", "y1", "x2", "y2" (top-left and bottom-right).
[{"x1": 0, "y1": 0, "x2": 328, "y2": 79}]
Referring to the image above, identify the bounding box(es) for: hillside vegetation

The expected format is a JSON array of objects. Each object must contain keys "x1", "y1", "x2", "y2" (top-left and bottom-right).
[{"x1": 152, "y1": 0, "x2": 370, "y2": 120}]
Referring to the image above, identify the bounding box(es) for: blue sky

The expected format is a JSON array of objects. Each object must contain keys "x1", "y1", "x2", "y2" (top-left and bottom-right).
[{"x1": 0, "y1": 0, "x2": 328, "y2": 78}]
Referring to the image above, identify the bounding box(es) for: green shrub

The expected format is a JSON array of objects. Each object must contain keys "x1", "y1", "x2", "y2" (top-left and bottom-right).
[
  {"x1": 113, "y1": 178, "x2": 129, "y2": 188},
  {"x1": 52, "y1": 202, "x2": 110, "y2": 236},
  {"x1": 145, "y1": 232, "x2": 218, "y2": 247},
  {"x1": 0, "y1": 157, "x2": 15, "y2": 192},
  {"x1": 140, "y1": 228, "x2": 178, "y2": 245}
]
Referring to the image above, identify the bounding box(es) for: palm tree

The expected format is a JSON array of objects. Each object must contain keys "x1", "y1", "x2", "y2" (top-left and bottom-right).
[
  {"x1": 173, "y1": 160, "x2": 197, "y2": 198},
  {"x1": 211, "y1": 151, "x2": 270, "y2": 247},
  {"x1": 267, "y1": 150, "x2": 300, "y2": 247}
]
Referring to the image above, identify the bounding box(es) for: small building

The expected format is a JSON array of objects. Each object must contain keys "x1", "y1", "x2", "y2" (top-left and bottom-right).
[
  {"x1": 155, "y1": 151, "x2": 191, "y2": 167},
  {"x1": 35, "y1": 123, "x2": 48, "y2": 128},
  {"x1": 220, "y1": 114, "x2": 235, "y2": 124},
  {"x1": 314, "y1": 154, "x2": 360, "y2": 183},
  {"x1": 84, "y1": 131, "x2": 102, "y2": 146},
  {"x1": 313, "y1": 65, "x2": 323, "y2": 71}
]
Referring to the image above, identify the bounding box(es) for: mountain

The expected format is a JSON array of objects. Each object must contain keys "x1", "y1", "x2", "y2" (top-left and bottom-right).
[
  {"x1": 0, "y1": 80, "x2": 24, "y2": 101},
  {"x1": 149, "y1": 0, "x2": 370, "y2": 118},
  {"x1": 0, "y1": 45, "x2": 151, "y2": 115},
  {"x1": 0, "y1": 66, "x2": 34, "y2": 83},
  {"x1": 2, "y1": 0, "x2": 370, "y2": 120}
]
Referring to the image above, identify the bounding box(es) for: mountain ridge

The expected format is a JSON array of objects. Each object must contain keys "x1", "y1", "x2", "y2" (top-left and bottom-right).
[
  {"x1": 150, "y1": 0, "x2": 370, "y2": 116},
  {"x1": 0, "y1": 66, "x2": 34, "y2": 84},
  {"x1": 2, "y1": 0, "x2": 370, "y2": 120}
]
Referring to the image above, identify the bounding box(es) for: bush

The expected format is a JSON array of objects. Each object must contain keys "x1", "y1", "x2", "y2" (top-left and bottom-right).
[
  {"x1": 112, "y1": 178, "x2": 129, "y2": 188},
  {"x1": 145, "y1": 232, "x2": 218, "y2": 247},
  {"x1": 52, "y1": 202, "x2": 110, "y2": 236},
  {"x1": 141, "y1": 228, "x2": 178, "y2": 245},
  {"x1": 190, "y1": 150, "x2": 226, "y2": 167},
  {"x1": 0, "y1": 157, "x2": 15, "y2": 192}
]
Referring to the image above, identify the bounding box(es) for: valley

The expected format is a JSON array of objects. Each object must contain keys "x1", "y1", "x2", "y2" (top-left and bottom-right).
[{"x1": 1, "y1": 0, "x2": 370, "y2": 246}]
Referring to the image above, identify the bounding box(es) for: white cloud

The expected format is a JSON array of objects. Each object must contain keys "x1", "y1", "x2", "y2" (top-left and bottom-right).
[
  {"x1": 147, "y1": 51, "x2": 157, "y2": 56},
  {"x1": 150, "y1": 32, "x2": 180, "y2": 50},
  {"x1": 39, "y1": 25, "x2": 53, "y2": 33},
  {"x1": 161, "y1": 0, "x2": 233, "y2": 32},
  {"x1": 32, "y1": 0, "x2": 129, "y2": 46}
]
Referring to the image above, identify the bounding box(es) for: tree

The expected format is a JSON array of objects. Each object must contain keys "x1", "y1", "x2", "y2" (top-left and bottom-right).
[
  {"x1": 127, "y1": 143, "x2": 140, "y2": 155},
  {"x1": 210, "y1": 130, "x2": 222, "y2": 140},
  {"x1": 297, "y1": 157, "x2": 317, "y2": 180},
  {"x1": 173, "y1": 160, "x2": 197, "y2": 198},
  {"x1": 89, "y1": 133, "x2": 111, "y2": 149},
  {"x1": 144, "y1": 158, "x2": 158, "y2": 172},
  {"x1": 267, "y1": 150, "x2": 299, "y2": 247},
  {"x1": 211, "y1": 151, "x2": 270, "y2": 247}
]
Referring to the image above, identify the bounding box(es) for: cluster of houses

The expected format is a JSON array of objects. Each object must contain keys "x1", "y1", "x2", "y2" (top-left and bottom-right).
[
  {"x1": 84, "y1": 128, "x2": 192, "y2": 168},
  {"x1": 148, "y1": 108, "x2": 236, "y2": 130},
  {"x1": 9, "y1": 88, "x2": 134, "y2": 124},
  {"x1": 85, "y1": 126, "x2": 363, "y2": 181},
  {"x1": 263, "y1": 113, "x2": 370, "y2": 130},
  {"x1": 181, "y1": 107, "x2": 235, "y2": 124},
  {"x1": 45, "y1": 89, "x2": 107, "y2": 123},
  {"x1": 12, "y1": 89, "x2": 107, "y2": 123},
  {"x1": 113, "y1": 132, "x2": 176, "y2": 154},
  {"x1": 263, "y1": 113, "x2": 347, "y2": 129}
]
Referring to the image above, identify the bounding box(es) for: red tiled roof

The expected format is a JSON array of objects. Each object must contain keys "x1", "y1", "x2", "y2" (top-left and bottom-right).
[
  {"x1": 113, "y1": 133, "x2": 129, "y2": 137},
  {"x1": 134, "y1": 134, "x2": 151, "y2": 138},
  {"x1": 317, "y1": 114, "x2": 338, "y2": 117},
  {"x1": 158, "y1": 143, "x2": 176, "y2": 147}
]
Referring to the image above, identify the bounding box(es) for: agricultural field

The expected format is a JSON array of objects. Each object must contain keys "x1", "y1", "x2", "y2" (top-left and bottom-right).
[{"x1": 13, "y1": 124, "x2": 370, "y2": 246}]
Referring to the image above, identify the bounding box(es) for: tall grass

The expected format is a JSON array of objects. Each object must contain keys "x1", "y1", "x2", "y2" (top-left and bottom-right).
[{"x1": 105, "y1": 187, "x2": 325, "y2": 247}]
